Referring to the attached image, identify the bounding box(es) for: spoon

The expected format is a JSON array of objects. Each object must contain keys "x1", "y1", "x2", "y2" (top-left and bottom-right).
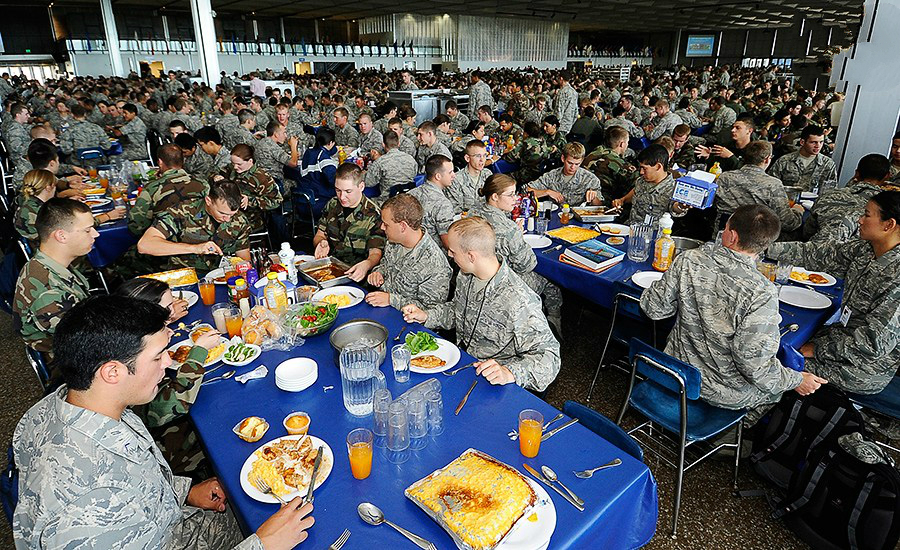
[
  {"x1": 573, "y1": 458, "x2": 622, "y2": 479},
  {"x1": 780, "y1": 323, "x2": 799, "y2": 336},
  {"x1": 541, "y1": 465, "x2": 585, "y2": 506},
  {"x1": 202, "y1": 370, "x2": 235, "y2": 386},
  {"x1": 357, "y1": 503, "x2": 436, "y2": 550}
]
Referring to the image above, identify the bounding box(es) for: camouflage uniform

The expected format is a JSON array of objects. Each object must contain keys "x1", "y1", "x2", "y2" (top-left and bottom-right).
[
  {"x1": 803, "y1": 182, "x2": 883, "y2": 242},
  {"x1": 448, "y1": 112, "x2": 470, "y2": 134},
  {"x1": 60, "y1": 120, "x2": 112, "y2": 165},
  {"x1": 394, "y1": 133, "x2": 418, "y2": 157},
  {"x1": 498, "y1": 123, "x2": 524, "y2": 148},
  {"x1": 406, "y1": 182, "x2": 455, "y2": 247},
  {"x1": 373, "y1": 233, "x2": 452, "y2": 310},
  {"x1": 253, "y1": 109, "x2": 269, "y2": 130},
  {"x1": 506, "y1": 93, "x2": 533, "y2": 124},
  {"x1": 525, "y1": 107, "x2": 552, "y2": 127},
  {"x1": 623, "y1": 106, "x2": 644, "y2": 127},
  {"x1": 628, "y1": 173, "x2": 681, "y2": 225},
  {"x1": 14, "y1": 194, "x2": 43, "y2": 245},
  {"x1": 4, "y1": 121, "x2": 31, "y2": 167},
  {"x1": 503, "y1": 136, "x2": 546, "y2": 184},
  {"x1": 604, "y1": 117, "x2": 644, "y2": 138},
  {"x1": 446, "y1": 167, "x2": 491, "y2": 214},
  {"x1": 120, "y1": 116, "x2": 148, "y2": 160},
  {"x1": 640, "y1": 242, "x2": 802, "y2": 410},
  {"x1": 253, "y1": 137, "x2": 291, "y2": 186},
  {"x1": 317, "y1": 196, "x2": 385, "y2": 265},
  {"x1": 531, "y1": 166, "x2": 602, "y2": 205},
  {"x1": 334, "y1": 124, "x2": 360, "y2": 148},
  {"x1": 675, "y1": 108, "x2": 702, "y2": 129},
  {"x1": 555, "y1": 83, "x2": 579, "y2": 134},
  {"x1": 358, "y1": 129, "x2": 383, "y2": 155},
  {"x1": 483, "y1": 119, "x2": 501, "y2": 141},
  {"x1": 435, "y1": 129, "x2": 453, "y2": 149},
  {"x1": 543, "y1": 132, "x2": 568, "y2": 159},
  {"x1": 215, "y1": 114, "x2": 241, "y2": 148},
  {"x1": 424, "y1": 261, "x2": 560, "y2": 392},
  {"x1": 769, "y1": 151, "x2": 838, "y2": 193},
  {"x1": 586, "y1": 145, "x2": 637, "y2": 204},
  {"x1": 672, "y1": 144, "x2": 698, "y2": 169},
  {"x1": 151, "y1": 199, "x2": 251, "y2": 272},
  {"x1": 415, "y1": 141, "x2": 452, "y2": 173},
  {"x1": 645, "y1": 111, "x2": 683, "y2": 140},
  {"x1": 363, "y1": 148, "x2": 417, "y2": 196},
  {"x1": 468, "y1": 80, "x2": 494, "y2": 119},
  {"x1": 218, "y1": 164, "x2": 282, "y2": 231},
  {"x1": 183, "y1": 150, "x2": 214, "y2": 181},
  {"x1": 13, "y1": 387, "x2": 261, "y2": 549},
  {"x1": 707, "y1": 106, "x2": 737, "y2": 145},
  {"x1": 767, "y1": 239, "x2": 900, "y2": 394},
  {"x1": 451, "y1": 134, "x2": 479, "y2": 154},
  {"x1": 13, "y1": 251, "x2": 90, "y2": 353},
  {"x1": 715, "y1": 165, "x2": 803, "y2": 232},
  {"x1": 129, "y1": 168, "x2": 209, "y2": 236},
  {"x1": 469, "y1": 203, "x2": 563, "y2": 321}
]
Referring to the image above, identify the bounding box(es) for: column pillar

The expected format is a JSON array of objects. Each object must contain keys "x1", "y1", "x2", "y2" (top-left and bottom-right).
[
  {"x1": 99, "y1": 0, "x2": 125, "y2": 76},
  {"x1": 189, "y1": 0, "x2": 221, "y2": 85}
]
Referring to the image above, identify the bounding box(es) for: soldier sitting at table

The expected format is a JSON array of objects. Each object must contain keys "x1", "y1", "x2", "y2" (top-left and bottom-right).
[
  {"x1": 407, "y1": 154, "x2": 456, "y2": 249},
  {"x1": 527, "y1": 142, "x2": 603, "y2": 206},
  {"x1": 13, "y1": 295, "x2": 315, "y2": 550},
  {"x1": 138, "y1": 179, "x2": 251, "y2": 272},
  {"x1": 174, "y1": 133, "x2": 214, "y2": 181},
  {"x1": 129, "y1": 144, "x2": 209, "y2": 237},
  {"x1": 363, "y1": 130, "x2": 417, "y2": 200},
  {"x1": 194, "y1": 126, "x2": 233, "y2": 179},
  {"x1": 59, "y1": 104, "x2": 111, "y2": 166},
  {"x1": 402, "y1": 217, "x2": 561, "y2": 393},
  {"x1": 365, "y1": 194, "x2": 451, "y2": 311},
  {"x1": 314, "y1": 163, "x2": 385, "y2": 282},
  {"x1": 214, "y1": 143, "x2": 282, "y2": 232},
  {"x1": 621, "y1": 144, "x2": 688, "y2": 224},
  {"x1": 585, "y1": 125, "x2": 637, "y2": 206},
  {"x1": 640, "y1": 205, "x2": 827, "y2": 423},
  {"x1": 766, "y1": 191, "x2": 900, "y2": 395},
  {"x1": 13, "y1": 198, "x2": 95, "y2": 363},
  {"x1": 446, "y1": 139, "x2": 493, "y2": 214}
]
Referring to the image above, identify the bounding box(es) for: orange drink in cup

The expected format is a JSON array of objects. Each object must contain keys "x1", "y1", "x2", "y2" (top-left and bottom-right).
[
  {"x1": 88, "y1": 167, "x2": 98, "y2": 179},
  {"x1": 224, "y1": 307, "x2": 243, "y2": 338},
  {"x1": 518, "y1": 409, "x2": 543, "y2": 458},
  {"x1": 347, "y1": 428, "x2": 373, "y2": 479},
  {"x1": 198, "y1": 279, "x2": 216, "y2": 306},
  {"x1": 283, "y1": 412, "x2": 310, "y2": 435},
  {"x1": 99, "y1": 176, "x2": 109, "y2": 189}
]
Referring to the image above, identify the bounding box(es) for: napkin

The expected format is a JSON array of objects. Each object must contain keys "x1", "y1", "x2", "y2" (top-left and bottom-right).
[
  {"x1": 236, "y1": 365, "x2": 268, "y2": 384},
  {"x1": 778, "y1": 342, "x2": 805, "y2": 372}
]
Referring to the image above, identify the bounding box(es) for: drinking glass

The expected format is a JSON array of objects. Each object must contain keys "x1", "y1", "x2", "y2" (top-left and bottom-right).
[
  {"x1": 535, "y1": 215, "x2": 549, "y2": 235},
  {"x1": 757, "y1": 261, "x2": 777, "y2": 283},
  {"x1": 391, "y1": 344, "x2": 411, "y2": 383},
  {"x1": 224, "y1": 305, "x2": 243, "y2": 338},
  {"x1": 387, "y1": 400, "x2": 409, "y2": 464},
  {"x1": 426, "y1": 391, "x2": 443, "y2": 436},
  {"x1": 339, "y1": 346, "x2": 378, "y2": 417},
  {"x1": 210, "y1": 302, "x2": 231, "y2": 334},
  {"x1": 775, "y1": 261, "x2": 794, "y2": 285},
  {"x1": 373, "y1": 389, "x2": 392, "y2": 437},
  {"x1": 198, "y1": 278, "x2": 217, "y2": 306},
  {"x1": 408, "y1": 394, "x2": 428, "y2": 450},
  {"x1": 627, "y1": 223, "x2": 652, "y2": 263},
  {"x1": 518, "y1": 409, "x2": 544, "y2": 458},
  {"x1": 347, "y1": 428, "x2": 374, "y2": 480}
]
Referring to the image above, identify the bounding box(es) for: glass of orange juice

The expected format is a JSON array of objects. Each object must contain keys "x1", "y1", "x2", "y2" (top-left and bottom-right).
[
  {"x1": 224, "y1": 305, "x2": 243, "y2": 338},
  {"x1": 88, "y1": 167, "x2": 98, "y2": 179},
  {"x1": 283, "y1": 412, "x2": 310, "y2": 435},
  {"x1": 198, "y1": 278, "x2": 217, "y2": 306},
  {"x1": 99, "y1": 176, "x2": 109, "y2": 189},
  {"x1": 518, "y1": 409, "x2": 543, "y2": 458},
  {"x1": 347, "y1": 428, "x2": 373, "y2": 480}
]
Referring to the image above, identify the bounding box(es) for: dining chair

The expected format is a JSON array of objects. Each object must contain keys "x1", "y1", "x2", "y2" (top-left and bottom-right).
[
  {"x1": 847, "y1": 376, "x2": 900, "y2": 453},
  {"x1": 563, "y1": 400, "x2": 643, "y2": 461}
]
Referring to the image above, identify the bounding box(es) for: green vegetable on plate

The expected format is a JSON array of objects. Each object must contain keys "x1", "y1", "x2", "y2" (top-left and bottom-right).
[{"x1": 404, "y1": 331, "x2": 439, "y2": 355}]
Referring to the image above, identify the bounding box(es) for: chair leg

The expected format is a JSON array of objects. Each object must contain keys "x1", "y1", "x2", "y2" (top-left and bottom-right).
[
  {"x1": 587, "y1": 300, "x2": 618, "y2": 403},
  {"x1": 97, "y1": 269, "x2": 110, "y2": 294},
  {"x1": 671, "y1": 430, "x2": 687, "y2": 538},
  {"x1": 732, "y1": 422, "x2": 743, "y2": 490}
]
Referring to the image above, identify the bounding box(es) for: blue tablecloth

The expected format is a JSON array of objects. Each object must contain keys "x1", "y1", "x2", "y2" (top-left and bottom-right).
[
  {"x1": 88, "y1": 215, "x2": 137, "y2": 269},
  {"x1": 490, "y1": 158, "x2": 519, "y2": 174},
  {"x1": 189, "y1": 286, "x2": 658, "y2": 549}
]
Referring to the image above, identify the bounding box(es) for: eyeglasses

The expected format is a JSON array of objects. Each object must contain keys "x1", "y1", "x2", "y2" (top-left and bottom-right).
[{"x1": 499, "y1": 191, "x2": 518, "y2": 198}]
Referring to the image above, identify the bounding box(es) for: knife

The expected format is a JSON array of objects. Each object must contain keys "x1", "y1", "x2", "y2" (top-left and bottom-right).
[
  {"x1": 523, "y1": 463, "x2": 584, "y2": 512},
  {"x1": 541, "y1": 418, "x2": 579, "y2": 441},
  {"x1": 305, "y1": 446, "x2": 324, "y2": 504},
  {"x1": 455, "y1": 379, "x2": 478, "y2": 416}
]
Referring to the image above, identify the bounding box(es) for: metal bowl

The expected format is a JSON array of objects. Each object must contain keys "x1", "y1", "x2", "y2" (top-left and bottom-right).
[
  {"x1": 329, "y1": 319, "x2": 388, "y2": 367},
  {"x1": 672, "y1": 237, "x2": 703, "y2": 253},
  {"x1": 282, "y1": 301, "x2": 339, "y2": 338}
]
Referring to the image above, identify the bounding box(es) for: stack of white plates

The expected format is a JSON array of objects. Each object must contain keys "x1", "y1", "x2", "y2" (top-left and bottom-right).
[{"x1": 275, "y1": 358, "x2": 318, "y2": 392}]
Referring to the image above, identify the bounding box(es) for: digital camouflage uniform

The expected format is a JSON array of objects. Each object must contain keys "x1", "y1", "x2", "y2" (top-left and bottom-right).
[
  {"x1": 334, "y1": 124, "x2": 360, "y2": 148},
  {"x1": 802, "y1": 182, "x2": 884, "y2": 242},
  {"x1": 469, "y1": 203, "x2": 563, "y2": 322},
  {"x1": 424, "y1": 261, "x2": 560, "y2": 392},
  {"x1": 707, "y1": 106, "x2": 737, "y2": 144},
  {"x1": 531, "y1": 166, "x2": 602, "y2": 205},
  {"x1": 218, "y1": 164, "x2": 282, "y2": 231},
  {"x1": 358, "y1": 129, "x2": 384, "y2": 156},
  {"x1": 215, "y1": 114, "x2": 241, "y2": 149},
  {"x1": 363, "y1": 148, "x2": 417, "y2": 197},
  {"x1": 448, "y1": 111, "x2": 470, "y2": 135},
  {"x1": 604, "y1": 117, "x2": 644, "y2": 138},
  {"x1": 183, "y1": 150, "x2": 214, "y2": 181},
  {"x1": 645, "y1": 111, "x2": 683, "y2": 140},
  {"x1": 316, "y1": 195, "x2": 386, "y2": 265},
  {"x1": 586, "y1": 145, "x2": 637, "y2": 204},
  {"x1": 468, "y1": 80, "x2": 494, "y2": 119},
  {"x1": 555, "y1": 83, "x2": 579, "y2": 134},
  {"x1": 13, "y1": 251, "x2": 90, "y2": 353},
  {"x1": 769, "y1": 151, "x2": 839, "y2": 193},
  {"x1": 13, "y1": 387, "x2": 262, "y2": 549},
  {"x1": 406, "y1": 182, "x2": 455, "y2": 247},
  {"x1": 767, "y1": 239, "x2": 900, "y2": 394},
  {"x1": 4, "y1": 121, "x2": 31, "y2": 169},
  {"x1": 628, "y1": 173, "x2": 680, "y2": 225},
  {"x1": 373, "y1": 233, "x2": 452, "y2": 311},
  {"x1": 415, "y1": 141, "x2": 452, "y2": 173},
  {"x1": 120, "y1": 116, "x2": 148, "y2": 160},
  {"x1": 715, "y1": 165, "x2": 803, "y2": 232},
  {"x1": 675, "y1": 108, "x2": 702, "y2": 129},
  {"x1": 503, "y1": 136, "x2": 546, "y2": 184},
  {"x1": 640, "y1": 242, "x2": 802, "y2": 410},
  {"x1": 253, "y1": 137, "x2": 291, "y2": 186},
  {"x1": 435, "y1": 129, "x2": 453, "y2": 149},
  {"x1": 151, "y1": 199, "x2": 251, "y2": 272},
  {"x1": 60, "y1": 120, "x2": 112, "y2": 165},
  {"x1": 14, "y1": 194, "x2": 44, "y2": 245},
  {"x1": 129, "y1": 168, "x2": 209, "y2": 236},
  {"x1": 445, "y1": 167, "x2": 491, "y2": 214}
]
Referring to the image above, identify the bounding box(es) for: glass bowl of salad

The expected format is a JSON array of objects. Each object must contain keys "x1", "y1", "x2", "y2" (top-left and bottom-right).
[{"x1": 281, "y1": 301, "x2": 339, "y2": 337}]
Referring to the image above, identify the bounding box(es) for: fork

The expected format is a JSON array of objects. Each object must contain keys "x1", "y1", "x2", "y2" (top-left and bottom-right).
[
  {"x1": 328, "y1": 529, "x2": 351, "y2": 550},
  {"x1": 442, "y1": 362, "x2": 475, "y2": 377},
  {"x1": 573, "y1": 458, "x2": 622, "y2": 478},
  {"x1": 249, "y1": 473, "x2": 289, "y2": 505}
]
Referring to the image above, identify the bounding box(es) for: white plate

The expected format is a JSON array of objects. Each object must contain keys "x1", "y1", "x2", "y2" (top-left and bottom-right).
[
  {"x1": 631, "y1": 271, "x2": 663, "y2": 289},
  {"x1": 800, "y1": 192, "x2": 818, "y2": 200},
  {"x1": 206, "y1": 267, "x2": 228, "y2": 284},
  {"x1": 524, "y1": 234, "x2": 552, "y2": 249},
  {"x1": 172, "y1": 290, "x2": 198, "y2": 309},
  {"x1": 494, "y1": 477, "x2": 556, "y2": 550},
  {"x1": 779, "y1": 286, "x2": 833, "y2": 310},
  {"x1": 311, "y1": 286, "x2": 364, "y2": 309},
  {"x1": 85, "y1": 197, "x2": 111, "y2": 208},
  {"x1": 596, "y1": 223, "x2": 630, "y2": 236},
  {"x1": 293, "y1": 255, "x2": 316, "y2": 267},
  {"x1": 409, "y1": 338, "x2": 461, "y2": 374},
  {"x1": 789, "y1": 268, "x2": 837, "y2": 287},
  {"x1": 166, "y1": 336, "x2": 228, "y2": 369},
  {"x1": 222, "y1": 342, "x2": 262, "y2": 367},
  {"x1": 239, "y1": 435, "x2": 333, "y2": 504}
]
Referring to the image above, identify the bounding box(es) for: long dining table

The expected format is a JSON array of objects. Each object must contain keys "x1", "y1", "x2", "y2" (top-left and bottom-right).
[{"x1": 188, "y1": 284, "x2": 659, "y2": 549}]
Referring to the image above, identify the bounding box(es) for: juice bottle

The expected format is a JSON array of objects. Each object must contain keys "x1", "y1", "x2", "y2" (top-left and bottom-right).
[
  {"x1": 264, "y1": 272, "x2": 288, "y2": 314},
  {"x1": 652, "y1": 213, "x2": 676, "y2": 272},
  {"x1": 559, "y1": 203, "x2": 571, "y2": 225},
  {"x1": 709, "y1": 162, "x2": 723, "y2": 180},
  {"x1": 518, "y1": 418, "x2": 543, "y2": 458},
  {"x1": 337, "y1": 145, "x2": 347, "y2": 164}
]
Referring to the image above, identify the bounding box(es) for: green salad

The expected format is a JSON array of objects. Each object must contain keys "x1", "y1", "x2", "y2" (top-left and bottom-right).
[
  {"x1": 225, "y1": 342, "x2": 258, "y2": 363},
  {"x1": 404, "y1": 331, "x2": 439, "y2": 355},
  {"x1": 284, "y1": 302, "x2": 338, "y2": 328}
]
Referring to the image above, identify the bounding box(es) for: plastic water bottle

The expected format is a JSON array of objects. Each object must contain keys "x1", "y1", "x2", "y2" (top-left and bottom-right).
[
  {"x1": 652, "y1": 213, "x2": 676, "y2": 272},
  {"x1": 278, "y1": 242, "x2": 297, "y2": 284}
]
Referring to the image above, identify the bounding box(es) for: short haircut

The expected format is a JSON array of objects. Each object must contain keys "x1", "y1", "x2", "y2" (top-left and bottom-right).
[
  {"x1": 10, "y1": 103, "x2": 27, "y2": 116},
  {"x1": 498, "y1": 113, "x2": 514, "y2": 124},
  {"x1": 477, "y1": 105, "x2": 493, "y2": 116},
  {"x1": 382, "y1": 193, "x2": 423, "y2": 230},
  {"x1": 562, "y1": 142, "x2": 585, "y2": 159},
  {"x1": 605, "y1": 126, "x2": 628, "y2": 147},
  {"x1": 52, "y1": 296, "x2": 170, "y2": 391},
  {"x1": 333, "y1": 107, "x2": 349, "y2": 119},
  {"x1": 383, "y1": 130, "x2": 400, "y2": 148},
  {"x1": 27, "y1": 138, "x2": 58, "y2": 169},
  {"x1": 656, "y1": 136, "x2": 675, "y2": 154},
  {"x1": 122, "y1": 103, "x2": 138, "y2": 115},
  {"x1": 673, "y1": 124, "x2": 691, "y2": 138},
  {"x1": 238, "y1": 109, "x2": 255, "y2": 124},
  {"x1": 358, "y1": 113, "x2": 373, "y2": 123},
  {"x1": 479, "y1": 173, "x2": 516, "y2": 200},
  {"x1": 168, "y1": 120, "x2": 187, "y2": 131},
  {"x1": 432, "y1": 113, "x2": 449, "y2": 126},
  {"x1": 743, "y1": 140, "x2": 773, "y2": 166},
  {"x1": 582, "y1": 106, "x2": 595, "y2": 119},
  {"x1": 174, "y1": 132, "x2": 198, "y2": 150},
  {"x1": 637, "y1": 143, "x2": 669, "y2": 170},
  {"x1": 445, "y1": 100, "x2": 458, "y2": 110},
  {"x1": 543, "y1": 115, "x2": 560, "y2": 128},
  {"x1": 335, "y1": 162, "x2": 363, "y2": 185},
  {"x1": 418, "y1": 120, "x2": 437, "y2": 134},
  {"x1": 523, "y1": 121, "x2": 541, "y2": 138},
  {"x1": 726, "y1": 204, "x2": 781, "y2": 254},
  {"x1": 208, "y1": 179, "x2": 243, "y2": 210},
  {"x1": 230, "y1": 143, "x2": 253, "y2": 161},
  {"x1": 71, "y1": 104, "x2": 87, "y2": 118},
  {"x1": 734, "y1": 118, "x2": 756, "y2": 131},
  {"x1": 655, "y1": 99, "x2": 669, "y2": 109},
  {"x1": 114, "y1": 277, "x2": 168, "y2": 304},
  {"x1": 36, "y1": 197, "x2": 91, "y2": 242},
  {"x1": 22, "y1": 169, "x2": 56, "y2": 199},
  {"x1": 157, "y1": 143, "x2": 185, "y2": 167},
  {"x1": 801, "y1": 125, "x2": 825, "y2": 141},
  {"x1": 449, "y1": 216, "x2": 495, "y2": 256},
  {"x1": 465, "y1": 139, "x2": 486, "y2": 154},
  {"x1": 857, "y1": 153, "x2": 891, "y2": 181},
  {"x1": 194, "y1": 126, "x2": 222, "y2": 145},
  {"x1": 425, "y1": 154, "x2": 452, "y2": 180},
  {"x1": 265, "y1": 121, "x2": 282, "y2": 137},
  {"x1": 316, "y1": 127, "x2": 335, "y2": 147},
  {"x1": 611, "y1": 105, "x2": 626, "y2": 117},
  {"x1": 463, "y1": 120, "x2": 484, "y2": 135}
]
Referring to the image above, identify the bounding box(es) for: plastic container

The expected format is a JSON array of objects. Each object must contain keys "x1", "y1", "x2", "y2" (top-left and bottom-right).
[
  {"x1": 264, "y1": 272, "x2": 289, "y2": 314},
  {"x1": 278, "y1": 242, "x2": 298, "y2": 284},
  {"x1": 652, "y1": 213, "x2": 676, "y2": 272},
  {"x1": 560, "y1": 203, "x2": 572, "y2": 225}
]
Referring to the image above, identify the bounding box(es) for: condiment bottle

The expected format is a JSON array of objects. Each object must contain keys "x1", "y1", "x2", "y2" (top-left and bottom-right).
[
  {"x1": 234, "y1": 278, "x2": 250, "y2": 304},
  {"x1": 652, "y1": 213, "x2": 676, "y2": 272},
  {"x1": 560, "y1": 203, "x2": 572, "y2": 225},
  {"x1": 709, "y1": 162, "x2": 723, "y2": 180},
  {"x1": 264, "y1": 272, "x2": 288, "y2": 314}
]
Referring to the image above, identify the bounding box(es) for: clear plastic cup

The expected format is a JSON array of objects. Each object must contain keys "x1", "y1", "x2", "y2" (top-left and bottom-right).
[
  {"x1": 391, "y1": 344, "x2": 411, "y2": 383},
  {"x1": 347, "y1": 428, "x2": 373, "y2": 480},
  {"x1": 373, "y1": 389, "x2": 391, "y2": 437},
  {"x1": 387, "y1": 400, "x2": 410, "y2": 464},
  {"x1": 408, "y1": 394, "x2": 428, "y2": 450},
  {"x1": 775, "y1": 261, "x2": 794, "y2": 285},
  {"x1": 627, "y1": 223, "x2": 653, "y2": 263},
  {"x1": 426, "y1": 391, "x2": 443, "y2": 436},
  {"x1": 519, "y1": 409, "x2": 544, "y2": 458}
]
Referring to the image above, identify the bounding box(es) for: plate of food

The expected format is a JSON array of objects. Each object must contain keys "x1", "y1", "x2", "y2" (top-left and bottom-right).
[
  {"x1": 789, "y1": 268, "x2": 836, "y2": 287},
  {"x1": 632, "y1": 271, "x2": 664, "y2": 289},
  {"x1": 240, "y1": 435, "x2": 333, "y2": 504},
  {"x1": 606, "y1": 236, "x2": 626, "y2": 246},
  {"x1": 222, "y1": 341, "x2": 262, "y2": 367},
  {"x1": 779, "y1": 286, "x2": 833, "y2": 310},
  {"x1": 524, "y1": 234, "x2": 552, "y2": 249},
  {"x1": 85, "y1": 197, "x2": 112, "y2": 208},
  {"x1": 311, "y1": 286, "x2": 364, "y2": 309},
  {"x1": 404, "y1": 332, "x2": 460, "y2": 374},
  {"x1": 83, "y1": 187, "x2": 106, "y2": 196},
  {"x1": 166, "y1": 334, "x2": 228, "y2": 369},
  {"x1": 596, "y1": 223, "x2": 630, "y2": 236},
  {"x1": 172, "y1": 290, "x2": 198, "y2": 309},
  {"x1": 545, "y1": 226, "x2": 601, "y2": 244}
]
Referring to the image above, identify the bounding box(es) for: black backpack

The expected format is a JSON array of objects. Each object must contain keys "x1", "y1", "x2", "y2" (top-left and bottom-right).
[
  {"x1": 750, "y1": 388, "x2": 864, "y2": 490},
  {"x1": 773, "y1": 436, "x2": 900, "y2": 550}
]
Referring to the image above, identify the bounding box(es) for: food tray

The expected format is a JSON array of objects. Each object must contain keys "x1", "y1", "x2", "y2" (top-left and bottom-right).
[
  {"x1": 298, "y1": 257, "x2": 353, "y2": 288},
  {"x1": 571, "y1": 206, "x2": 617, "y2": 223},
  {"x1": 545, "y1": 226, "x2": 601, "y2": 244},
  {"x1": 405, "y1": 448, "x2": 537, "y2": 550},
  {"x1": 141, "y1": 267, "x2": 199, "y2": 288}
]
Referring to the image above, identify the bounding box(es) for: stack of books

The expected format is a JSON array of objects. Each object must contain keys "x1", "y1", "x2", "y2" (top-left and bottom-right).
[{"x1": 562, "y1": 238, "x2": 626, "y2": 271}]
